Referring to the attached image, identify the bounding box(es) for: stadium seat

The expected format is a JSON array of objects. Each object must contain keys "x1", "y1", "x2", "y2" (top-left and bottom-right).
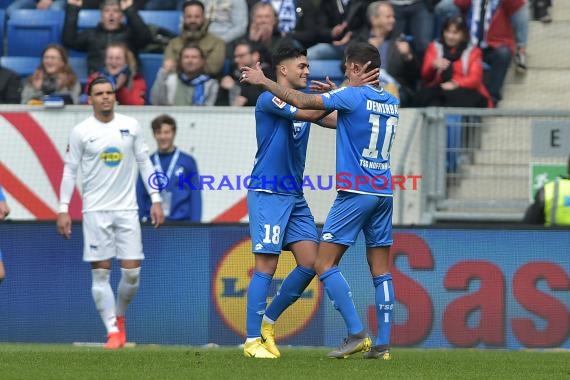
[
  {"x1": 0, "y1": 9, "x2": 4, "y2": 56},
  {"x1": 6, "y1": 10, "x2": 64, "y2": 56},
  {"x1": 0, "y1": 56, "x2": 40, "y2": 78},
  {"x1": 69, "y1": 57, "x2": 89, "y2": 87},
  {"x1": 77, "y1": 9, "x2": 100, "y2": 31},
  {"x1": 138, "y1": 10, "x2": 181, "y2": 35},
  {"x1": 139, "y1": 53, "x2": 164, "y2": 104},
  {"x1": 308, "y1": 60, "x2": 344, "y2": 84}
]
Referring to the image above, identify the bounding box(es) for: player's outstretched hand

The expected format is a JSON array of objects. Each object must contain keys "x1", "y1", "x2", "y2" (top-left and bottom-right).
[
  {"x1": 240, "y1": 62, "x2": 266, "y2": 86},
  {"x1": 309, "y1": 76, "x2": 337, "y2": 93},
  {"x1": 150, "y1": 203, "x2": 165, "y2": 229},
  {"x1": 57, "y1": 213, "x2": 72, "y2": 239},
  {"x1": 352, "y1": 61, "x2": 380, "y2": 87}
]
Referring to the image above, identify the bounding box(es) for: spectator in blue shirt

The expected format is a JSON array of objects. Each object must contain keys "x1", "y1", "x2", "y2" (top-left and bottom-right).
[{"x1": 136, "y1": 115, "x2": 202, "y2": 222}]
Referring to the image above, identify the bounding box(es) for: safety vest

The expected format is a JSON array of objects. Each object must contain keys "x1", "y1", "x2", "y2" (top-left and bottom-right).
[{"x1": 544, "y1": 178, "x2": 570, "y2": 226}]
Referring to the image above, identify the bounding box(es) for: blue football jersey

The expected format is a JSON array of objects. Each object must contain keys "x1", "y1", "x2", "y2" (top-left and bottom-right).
[
  {"x1": 250, "y1": 91, "x2": 311, "y2": 195},
  {"x1": 321, "y1": 85, "x2": 399, "y2": 196}
]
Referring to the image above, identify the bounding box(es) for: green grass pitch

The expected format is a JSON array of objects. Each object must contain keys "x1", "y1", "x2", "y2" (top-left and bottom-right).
[{"x1": 0, "y1": 344, "x2": 568, "y2": 380}]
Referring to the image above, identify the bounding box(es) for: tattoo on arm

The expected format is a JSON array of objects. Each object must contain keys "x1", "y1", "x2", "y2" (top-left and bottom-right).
[{"x1": 264, "y1": 79, "x2": 325, "y2": 109}]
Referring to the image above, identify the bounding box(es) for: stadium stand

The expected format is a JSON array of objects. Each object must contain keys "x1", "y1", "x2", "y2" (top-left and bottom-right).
[
  {"x1": 69, "y1": 56, "x2": 89, "y2": 86},
  {"x1": 0, "y1": 56, "x2": 40, "y2": 78},
  {"x1": 6, "y1": 10, "x2": 64, "y2": 56},
  {"x1": 139, "y1": 53, "x2": 163, "y2": 103},
  {"x1": 0, "y1": 9, "x2": 4, "y2": 57},
  {"x1": 74, "y1": 9, "x2": 181, "y2": 34},
  {"x1": 77, "y1": 9, "x2": 100, "y2": 31},
  {"x1": 308, "y1": 59, "x2": 344, "y2": 85}
]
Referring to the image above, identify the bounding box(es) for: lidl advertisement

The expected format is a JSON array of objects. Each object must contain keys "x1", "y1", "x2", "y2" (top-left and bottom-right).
[{"x1": 0, "y1": 224, "x2": 568, "y2": 349}]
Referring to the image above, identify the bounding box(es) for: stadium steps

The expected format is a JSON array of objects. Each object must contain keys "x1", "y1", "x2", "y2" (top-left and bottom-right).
[
  {"x1": 437, "y1": 5, "x2": 570, "y2": 221},
  {"x1": 459, "y1": 163, "x2": 528, "y2": 178},
  {"x1": 448, "y1": 177, "x2": 528, "y2": 200},
  {"x1": 501, "y1": 1, "x2": 570, "y2": 109}
]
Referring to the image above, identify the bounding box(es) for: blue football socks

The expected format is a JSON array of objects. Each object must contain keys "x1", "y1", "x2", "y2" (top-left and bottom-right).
[
  {"x1": 265, "y1": 266, "x2": 316, "y2": 321},
  {"x1": 320, "y1": 267, "x2": 363, "y2": 335},
  {"x1": 373, "y1": 273, "x2": 394, "y2": 346},
  {"x1": 246, "y1": 271, "x2": 272, "y2": 338}
]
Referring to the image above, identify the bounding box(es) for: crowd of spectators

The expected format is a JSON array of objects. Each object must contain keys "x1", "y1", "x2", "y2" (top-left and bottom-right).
[{"x1": 0, "y1": 0, "x2": 551, "y2": 107}]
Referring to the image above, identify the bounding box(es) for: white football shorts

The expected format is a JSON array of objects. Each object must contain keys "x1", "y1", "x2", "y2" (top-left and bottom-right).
[{"x1": 82, "y1": 210, "x2": 144, "y2": 262}]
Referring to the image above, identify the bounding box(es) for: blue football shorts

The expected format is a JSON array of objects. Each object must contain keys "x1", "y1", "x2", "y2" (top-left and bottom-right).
[
  {"x1": 248, "y1": 190, "x2": 318, "y2": 254},
  {"x1": 321, "y1": 191, "x2": 393, "y2": 247}
]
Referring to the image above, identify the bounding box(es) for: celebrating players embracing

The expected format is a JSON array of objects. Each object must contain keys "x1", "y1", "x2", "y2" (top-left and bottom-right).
[{"x1": 242, "y1": 41, "x2": 397, "y2": 360}]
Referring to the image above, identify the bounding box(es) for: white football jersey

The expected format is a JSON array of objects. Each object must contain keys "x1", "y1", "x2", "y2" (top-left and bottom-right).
[{"x1": 63, "y1": 113, "x2": 153, "y2": 212}]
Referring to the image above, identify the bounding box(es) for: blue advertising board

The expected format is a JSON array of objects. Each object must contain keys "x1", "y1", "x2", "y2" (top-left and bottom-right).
[{"x1": 0, "y1": 223, "x2": 568, "y2": 349}]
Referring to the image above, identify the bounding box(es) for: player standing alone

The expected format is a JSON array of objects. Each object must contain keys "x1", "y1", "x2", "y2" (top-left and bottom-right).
[
  {"x1": 241, "y1": 41, "x2": 398, "y2": 359},
  {"x1": 57, "y1": 76, "x2": 164, "y2": 349}
]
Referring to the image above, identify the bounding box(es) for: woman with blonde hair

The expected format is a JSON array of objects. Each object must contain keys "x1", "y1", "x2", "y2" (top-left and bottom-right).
[
  {"x1": 83, "y1": 42, "x2": 147, "y2": 105},
  {"x1": 22, "y1": 44, "x2": 80, "y2": 104}
]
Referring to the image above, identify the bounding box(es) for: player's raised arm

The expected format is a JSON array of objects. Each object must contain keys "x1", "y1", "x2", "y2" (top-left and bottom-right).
[
  {"x1": 241, "y1": 62, "x2": 326, "y2": 110},
  {"x1": 287, "y1": 61, "x2": 380, "y2": 127}
]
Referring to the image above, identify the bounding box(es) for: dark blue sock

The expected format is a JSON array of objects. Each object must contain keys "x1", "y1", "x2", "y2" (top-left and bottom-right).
[
  {"x1": 373, "y1": 273, "x2": 394, "y2": 346},
  {"x1": 265, "y1": 266, "x2": 316, "y2": 321},
  {"x1": 246, "y1": 271, "x2": 272, "y2": 338},
  {"x1": 320, "y1": 267, "x2": 363, "y2": 335}
]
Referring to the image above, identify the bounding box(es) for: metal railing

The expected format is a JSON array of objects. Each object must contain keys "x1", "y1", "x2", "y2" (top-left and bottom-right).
[{"x1": 416, "y1": 108, "x2": 570, "y2": 223}]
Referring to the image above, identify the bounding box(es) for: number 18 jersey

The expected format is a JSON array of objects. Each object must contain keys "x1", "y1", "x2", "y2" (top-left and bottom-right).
[{"x1": 321, "y1": 85, "x2": 399, "y2": 196}]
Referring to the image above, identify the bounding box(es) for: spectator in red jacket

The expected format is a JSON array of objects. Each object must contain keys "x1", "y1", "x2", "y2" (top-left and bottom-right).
[
  {"x1": 435, "y1": 0, "x2": 528, "y2": 106},
  {"x1": 83, "y1": 42, "x2": 147, "y2": 105},
  {"x1": 414, "y1": 15, "x2": 491, "y2": 108}
]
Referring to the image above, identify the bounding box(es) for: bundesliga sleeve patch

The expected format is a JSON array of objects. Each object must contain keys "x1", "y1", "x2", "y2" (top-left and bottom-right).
[{"x1": 272, "y1": 96, "x2": 287, "y2": 109}]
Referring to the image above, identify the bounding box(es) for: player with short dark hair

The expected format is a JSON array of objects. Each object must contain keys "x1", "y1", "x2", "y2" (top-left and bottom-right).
[
  {"x1": 242, "y1": 40, "x2": 330, "y2": 359},
  {"x1": 57, "y1": 76, "x2": 164, "y2": 349},
  {"x1": 241, "y1": 41, "x2": 398, "y2": 360}
]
